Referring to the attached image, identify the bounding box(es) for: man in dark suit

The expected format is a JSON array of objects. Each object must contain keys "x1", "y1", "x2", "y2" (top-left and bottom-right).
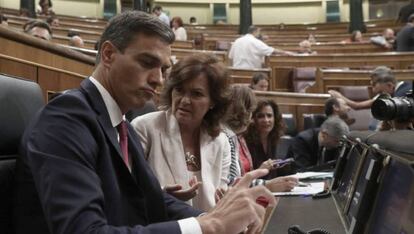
[
  {"x1": 396, "y1": 13, "x2": 414, "y2": 52},
  {"x1": 397, "y1": 0, "x2": 414, "y2": 23},
  {"x1": 287, "y1": 117, "x2": 349, "y2": 170},
  {"x1": 12, "y1": 11, "x2": 275, "y2": 234}
]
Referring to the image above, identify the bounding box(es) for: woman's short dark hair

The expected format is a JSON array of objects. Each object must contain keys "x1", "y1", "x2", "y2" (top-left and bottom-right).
[
  {"x1": 161, "y1": 53, "x2": 230, "y2": 138},
  {"x1": 245, "y1": 99, "x2": 285, "y2": 146},
  {"x1": 225, "y1": 85, "x2": 257, "y2": 133},
  {"x1": 251, "y1": 72, "x2": 269, "y2": 85},
  {"x1": 171, "y1": 16, "x2": 183, "y2": 27},
  {"x1": 96, "y1": 11, "x2": 175, "y2": 64}
]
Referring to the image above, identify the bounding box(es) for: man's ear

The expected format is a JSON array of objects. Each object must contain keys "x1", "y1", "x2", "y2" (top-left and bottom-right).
[
  {"x1": 333, "y1": 104, "x2": 340, "y2": 113},
  {"x1": 387, "y1": 82, "x2": 395, "y2": 92},
  {"x1": 100, "y1": 41, "x2": 117, "y2": 68}
]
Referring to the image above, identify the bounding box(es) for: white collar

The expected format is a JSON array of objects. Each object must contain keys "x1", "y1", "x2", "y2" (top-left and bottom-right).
[
  {"x1": 395, "y1": 81, "x2": 405, "y2": 92},
  {"x1": 89, "y1": 76, "x2": 124, "y2": 127}
]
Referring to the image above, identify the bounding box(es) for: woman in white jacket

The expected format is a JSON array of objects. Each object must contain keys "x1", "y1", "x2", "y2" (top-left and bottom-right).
[{"x1": 132, "y1": 53, "x2": 231, "y2": 211}]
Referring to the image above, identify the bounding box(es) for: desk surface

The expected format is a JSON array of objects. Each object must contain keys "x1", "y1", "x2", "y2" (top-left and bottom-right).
[{"x1": 265, "y1": 195, "x2": 346, "y2": 234}]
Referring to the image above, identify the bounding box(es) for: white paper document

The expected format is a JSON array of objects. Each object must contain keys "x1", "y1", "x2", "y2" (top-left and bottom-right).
[
  {"x1": 272, "y1": 182, "x2": 325, "y2": 196},
  {"x1": 292, "y1": 172, "x2": 334, "y2": 180}
]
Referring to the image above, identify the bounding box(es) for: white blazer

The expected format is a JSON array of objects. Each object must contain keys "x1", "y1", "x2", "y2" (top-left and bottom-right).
[{"x1": 131, "y1": 110, "x2": 230, "y2": 211}]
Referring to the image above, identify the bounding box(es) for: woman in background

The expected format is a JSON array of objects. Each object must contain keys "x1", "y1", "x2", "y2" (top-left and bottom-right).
[
  {"x1": 171, "y1": 16, "x2": 187, "y2": 41},
  {"x1": 132, "y1": 54, "x2": 230, "y2": 211},
  {"x1": 245, "y1": 100, "x2": 285, "y2": 173},
  {"x1": 250, "y1": 72, "x2": 269, "y2": 91},
  {"x1": 223, "y1": 85, "x2": 297, "y2": 194}
]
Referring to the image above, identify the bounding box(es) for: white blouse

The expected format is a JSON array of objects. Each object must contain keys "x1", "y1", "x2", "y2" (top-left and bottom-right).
[{"x1": 173, "y1": 27, "x2": 187, "y2": 41}]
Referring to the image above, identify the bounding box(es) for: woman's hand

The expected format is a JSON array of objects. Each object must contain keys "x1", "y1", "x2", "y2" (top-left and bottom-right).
[
  {"x1": 164, "y1": 176, "x2": 202, "y2": 201},
  {"x1": 265, "y1": 176, "x2": 298, "y2": 192},
  {"x1": 258, "y1": 159, "x2": 276, "y2": 171}
]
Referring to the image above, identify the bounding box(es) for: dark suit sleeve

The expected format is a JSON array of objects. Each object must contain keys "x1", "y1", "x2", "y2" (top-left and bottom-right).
[
  {"x1": 164, "y1": 193, "x2": 204, "y2": 220},
  {"x1": 287, "y1": 135, "x2": 313, "y2": 170},
  {"x1": 24, "y1": 96, "x2": 182, "y2": 234}
]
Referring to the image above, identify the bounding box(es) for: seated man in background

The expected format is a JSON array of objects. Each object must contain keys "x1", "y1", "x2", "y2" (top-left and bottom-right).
[
  {"x1": 396, "y1": 14, "x2": 414, "y2": 52},
  {"x1": 286, "y1": 117, "x2": 349, "y2": 170},
  {"x1": 329, "y1": 66, "x2": 411, "y2": 130},
  {"x1": 229, "y1": 25, "x2": 294, "y2": 69},
  {"x1": 329, "y1": 66, "x2": 411, "y2": 110},
  {"x1": 46, "y1": 15, "x2": 60, "y2": 27},
  {"x1": 250, "y1": 72, "x2": 269, "y2": 91},
  {"x1": 325, "y1": 97, "x2": 354, "y2": 125},
  {"x1": 0, "y1": 13, "x2": 8, "y2": 26},
  {"x1": 370, "y1": 28, "x2": 395, "y2": 49},
  {"x1": 189, "y1": 16, "x2": 198, "y2": 25},
  {"x1": 152, "y1": 5, "x2": 170, "y2": 25},
  {"x1": 25, "y1": 20, "x2": 52, "y2": 41},
  {"x1": 69, "y1": 35, "x2": 84, "y2": 47},
  {"x1": 298, "y1": 40, "x2": 317, "y2": 55},
  {"x1": 12, "y1": 11, "x2": 275, "y2": 234}
]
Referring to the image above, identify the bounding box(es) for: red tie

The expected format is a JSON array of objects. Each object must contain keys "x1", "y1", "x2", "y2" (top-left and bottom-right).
[{"x1": 117, "y1": 121, "x2": 130, "y2": 169}]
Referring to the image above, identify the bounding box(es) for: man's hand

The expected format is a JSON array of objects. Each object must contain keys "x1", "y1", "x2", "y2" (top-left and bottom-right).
[
  {"x1": 265, "y1": 176, "x2": 298, "y2": 192},
  {"x1": 197, "y1": 169, "x2": 277, "y2": 234}
]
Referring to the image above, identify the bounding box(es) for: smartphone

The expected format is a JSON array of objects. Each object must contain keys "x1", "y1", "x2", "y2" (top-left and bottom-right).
[{"x1": 272, "y1": 158, "x2": 294, "y2": 168}]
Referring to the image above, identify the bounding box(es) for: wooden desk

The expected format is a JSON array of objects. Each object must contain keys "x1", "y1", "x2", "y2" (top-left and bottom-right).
[{"x1": 265, "y1": 196, "x2": 345, "y2": 234}]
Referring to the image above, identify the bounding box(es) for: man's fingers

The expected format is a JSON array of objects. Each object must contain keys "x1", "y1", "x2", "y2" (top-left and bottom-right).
[
  {"x1": 235, "y1": 169, "x2": 269, "y2": 189},
  {"x1": 248, "y1": 185, "x2": 277, "y2": 207},
  {"x1": 246, "y1": 203, "x2": 266, "y2": 234}
]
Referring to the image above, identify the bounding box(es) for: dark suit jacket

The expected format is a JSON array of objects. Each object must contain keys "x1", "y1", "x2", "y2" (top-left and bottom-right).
[
  {"x1": 12, "y1": 79, "x2": 201, "y2": 234},
  {"x1": 287, "y1": 128, "x2": 320, "y2": 170},
  {"x1": 287, "y1": 128, "x2": 342, "y2": 171},
  {"x1": 395, "y1": 81, "x2": 412, "y2": 97},
  {"x1": 396, "y1": 24, "x2": 414, "y2": 52}
]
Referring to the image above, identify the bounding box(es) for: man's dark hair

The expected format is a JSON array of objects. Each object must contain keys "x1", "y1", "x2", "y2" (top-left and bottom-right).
[
  {"x1": 370, "y1": 66, "x2": 396, "y2": 85},
  {"x1": 325, "y1": 97, "x2": 340, "y2": 116},
  {"x1": 152, "y1": 5, "x2": 162, "y2": 12},
  {"x1": 67, "y1": 30, "x2": 80, "y2": 37},
  {"x1": 96, "y1": 11, "x2": 175, "y2": 64},
  {"x1": 408, "y1": 13, "x2": 414, "y2": 22},
  {"x1": 190, "y1": 16, "x2": 196, "y2": 23},
  {"x1": 25, "y1": 20, "x2": 52, "y2": 35},
  {"x1": 0, "y1": 13, "x2": 7, "y2": 24},
  {"x1": 248, "y1": 25, "x2": 259, "y2": 34}
]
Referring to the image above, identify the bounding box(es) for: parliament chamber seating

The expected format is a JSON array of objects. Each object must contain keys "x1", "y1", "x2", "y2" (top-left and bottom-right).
[
  {"x1": 0, "y1": 74, "x2": 44, "y2": 233},
  {"x1": 303, "y1": 113, "x2": 327, "y2": 130},
  {"x1": 338, "y1": 86, "x2": 373, "y2": 130},
  {"x1": 291, "y1": 67, "x2": 317, "y2": 93}
]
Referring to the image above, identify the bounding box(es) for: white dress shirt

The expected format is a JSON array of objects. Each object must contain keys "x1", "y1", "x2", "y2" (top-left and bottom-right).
[
  {"x1": 228, "y1": 34, "x2": 274, "y2": 69},
  {"x1": 159, "y1": 12, "x2": 170, "y2": 25},
  {"x1": 89, "y1": 77, "x2": 202, "y2": 234}
]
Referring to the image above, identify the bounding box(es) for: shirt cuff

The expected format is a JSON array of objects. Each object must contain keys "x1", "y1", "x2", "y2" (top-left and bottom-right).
[{"x1": 178, "y1": 217, "x2": 202, "y2": 234}]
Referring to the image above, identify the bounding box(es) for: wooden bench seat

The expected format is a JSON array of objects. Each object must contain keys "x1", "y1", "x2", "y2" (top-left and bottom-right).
[
  {"x1": 266, "y1": 52, "x2": 414, "y2": 92},
  {"x1": 0, "y1": 26, "x2": 95, "y2": 75},
  {"x1": 307, "y1": 68, "x2": 414, "y2": 93},
  {"x1": 0, "y1": 53, "x2": 85, "y2": 101}
]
